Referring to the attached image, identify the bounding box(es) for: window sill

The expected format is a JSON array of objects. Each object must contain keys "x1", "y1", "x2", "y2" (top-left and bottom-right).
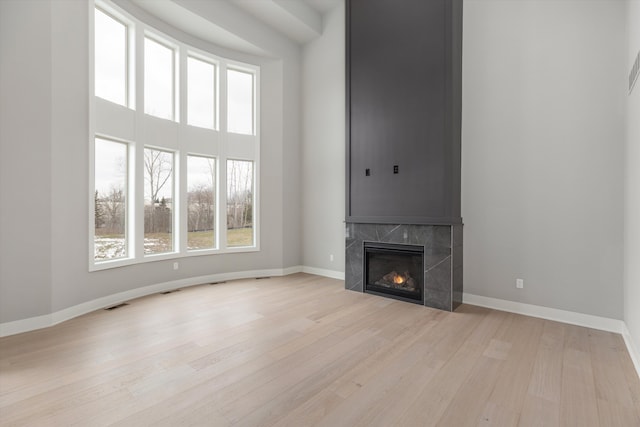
[{"x1": 89, "y1": 245, "x2": 259, "y2": 272}]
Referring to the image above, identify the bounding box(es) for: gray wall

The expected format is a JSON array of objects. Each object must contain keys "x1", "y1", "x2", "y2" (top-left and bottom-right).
[
  {"x1": 301, "y1": 0, "x2": 628, "y2": 320},
  {"x1": 462, "y1": 0, "x2": 626, "y2": 319},
  {"x1": 624, "y1": 0, "x2": 640, "y2": 352},
  {"x1": 282, "y1": 58, "x2": 303, "y2": 268},
  {"x1": 301, "y1": 4, "x2": 346, "y2": 275},
  {"x1": 0, "y1": 1, "x2": 53, "y2": 321},
  {"x1": 0, "y1": 0, "x2": 303, "y2": 323}
]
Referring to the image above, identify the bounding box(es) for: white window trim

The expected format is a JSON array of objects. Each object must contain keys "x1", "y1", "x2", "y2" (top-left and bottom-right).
[
  {"x1": 226, "y1": 65, "x2": 257, "y2": 136},
  {"x1": 225, "y1": 157, "x2": 259, "y2": 251},
  {"x1": 186, "y1": 53, "x2": 219, "y2": 131},
  {"x1": 185, "y1": 153, "x2": 218, "y2": 252},
  {"x1": 93, "y1": 4, "x2": 135, "y2": 109},
  {"x1": 142, "y1": 146, "x2": 178, "y2": 257},
  {"x1": 89, "y1": 0, "x2": 260, "y2": 272},
  {"x1": 90, "y1": 135, "x2": 133, "y2": 265},
  {"x1": 143, "y1": 33, "x2": 179, "y2": 122}
]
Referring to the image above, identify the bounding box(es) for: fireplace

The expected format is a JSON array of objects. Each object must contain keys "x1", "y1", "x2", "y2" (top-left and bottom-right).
[
  {"x1": 346, "y1": 223, "x2": 462, "y2": 311},
  {"x1": 364, "y1": 242, "x2": 424, "y2": 304},
  {"x1": 345, "y1": 0, "x2": 463, "y2": 311}
]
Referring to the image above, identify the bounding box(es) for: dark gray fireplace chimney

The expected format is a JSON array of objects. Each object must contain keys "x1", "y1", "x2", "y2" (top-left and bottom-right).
[{"x1": 345, "y1": 0, "x2": 463, "y2": 311}]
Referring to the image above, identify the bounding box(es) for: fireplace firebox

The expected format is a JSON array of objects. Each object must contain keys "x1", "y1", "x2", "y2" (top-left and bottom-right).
[{"x1": 364, "y1": 242, "x2": 424, "y2": 304}]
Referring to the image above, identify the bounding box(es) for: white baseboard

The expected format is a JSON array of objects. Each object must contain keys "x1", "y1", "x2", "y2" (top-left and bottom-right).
[
  {"x1": 301, "y1": 266, "x2": 345, "y2": 280},
  {"x1": 4, "y1": 269, "x2": 638, "y2": 381},
  {"x1": 463, "y1": 293, "x2": 625, "y2": 334},
  {"x1": 282, "y1": 265, "x2": 304, "y2": 275},
  {"x1": 622, "y1": 323, "x2": 640, "y2": 380},
  {"x1": 0, "y1": 314, "x2": 53, "y2": 338},
  {"x1": 463, "y1": 293, "x2": 640, "y2": 379},
  {"x1": 0, "y1": 267, "x2": 304, "y2": 337}
]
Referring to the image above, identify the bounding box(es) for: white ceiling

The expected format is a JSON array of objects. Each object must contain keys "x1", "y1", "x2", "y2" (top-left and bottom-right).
[
  {"x1": 130, "y1": 0, "x2": 268, "y2": 56},
  {"x1": 128, "y1": 0, "x2": 343, "y2": 56},
  {"x1": 231, "y1": 0, "x2": 322, "y2": 45},
  {"x1": 301, "y1": 0, "x2": 342, "y2": 14}
]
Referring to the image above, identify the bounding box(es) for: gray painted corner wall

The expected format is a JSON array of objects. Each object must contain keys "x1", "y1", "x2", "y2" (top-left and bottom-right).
[
  {"x1": 462, "y1": 0, "x2": 626, "y2": 319},
  {"x1": 0, "y1": 1, "x2": 53, "y2": 321},
  {"x1": 0, "y1": 0, "x2": 303, "y2": 323},
  {"x1": 624, "y1": 0, "x2": 640, "y2": 353},
  {"x1": 302, "y1": 3, "x2": 346, "y2": 274},
  {"x1": 282, "y1": 57, "x2": 304, "y2": 268}
]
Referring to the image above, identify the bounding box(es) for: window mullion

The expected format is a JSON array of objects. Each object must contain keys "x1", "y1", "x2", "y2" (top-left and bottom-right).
[
  {"x1": 173, "y1": 150, "x2": 181, "y2": 254},
  {"x1": 127, "y1": 20, "x2": 136, "y2": 109},
  {"x1": 219, "y1": 62, "x2": 228, "y2": 134},
  {"x1": 253, "y1": 68, "x2": 260, "y2": 250},
  {"x1": 173, "y1": 44, "x2": 179, "y2": 123},
  {"x1": 218, "y1": 150, "x2": 228, "y2": 251},
  {"x1": 179, "y1": 46, "x2": 189, "y2": 254},
  {"x1": 134, "y1": 25, "x2": 146, "y2": 261},
  {"x1": 218, "y1": 62, "x2": 228, "y2": 250}
]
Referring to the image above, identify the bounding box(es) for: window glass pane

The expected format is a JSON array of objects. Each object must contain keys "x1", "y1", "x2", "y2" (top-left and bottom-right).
[
  {"x1": 144, "y1": 148, "x2": 174, "y2": 254},
  {"x1": 95, "y1": 138, "x2": 127, "y2": 260},
  {"x1": 227, "y1": 69, "x2": 254, "y2": 135},
  {"x1": 187, "y1": 156, "x2": 216, "y2": 250},
  {"x1": 188, "y1": 57, "x2": 215, "y2": 129},
  {"x1": 95, "y1": 9, "x2": 127, "y2": 106},
  {"x1": 226, "y1": 160, "x2": 253, "y2": 247},
  {"x1": 144, "y1": 38, "x2": 174, "y2": 120}
]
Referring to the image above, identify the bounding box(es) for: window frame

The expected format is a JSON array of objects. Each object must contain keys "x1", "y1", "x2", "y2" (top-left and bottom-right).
[
  {"x1": 225, "y1": 158, "x2": 257, "y2": 249},
  {"x1": 186, "y1": 154, "x2": 218, "y2": 252},
  {"x1": 89, "y1": 0, "x2": 260, "y2": 272},
  {"x1": 91, "y1": 134, "x2": 135, "y2": 267},
  {"x1": 187, "y1": 54, "x2": 218, "y2": 130},
  {"x1": 143, "y1": 34, "x2": 178, "y2": 122},
  {"x1": 142, "y1": 146, "x2": 177, "y2": 257},
  {"x1": 226, "y1": 66, "x2": 256, "y2": 136},
  {"x1": 93, "y1": 5, "x2": 135, "y2": 109}
]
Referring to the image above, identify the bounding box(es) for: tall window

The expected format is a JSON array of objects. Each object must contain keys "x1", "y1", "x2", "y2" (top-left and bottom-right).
[
  {"x1": 187, "y1": 57, "x2": 216, "y2": 129},
  {"x1": 187, "y1": 156, "x2": 216, "y2": 250},
  {"x1": 144, "y1": 37, "x2": 174, "y2": 120},
  {"x1": 92, "y1": 2, "x2": 260, "y2": 270},
  {"x1": 144, "y1": 148, "x2": 174, "y2": 254},
  {"x1": 227, "y1": 69, "x2": 254, "y2": 135},
  {"x1": 94, "y1": 8, "x2": 127, "y2": 106},
  {"x1": 94, "y1": 138, "x2": 128, "y2": 260},
  {"x1": 227, "y1": 160, "x2": 254, "y2": 247}
]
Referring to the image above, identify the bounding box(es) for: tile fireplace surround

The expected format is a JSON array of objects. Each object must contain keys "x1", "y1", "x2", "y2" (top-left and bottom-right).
[{"x1": 345, "y1": 223, "x2": 463, "y2": 311}]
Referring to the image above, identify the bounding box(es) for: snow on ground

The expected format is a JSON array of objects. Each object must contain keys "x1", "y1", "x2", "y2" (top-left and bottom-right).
[{"x1": 94, "y1": 237, "x2": 126, "y2": 260}]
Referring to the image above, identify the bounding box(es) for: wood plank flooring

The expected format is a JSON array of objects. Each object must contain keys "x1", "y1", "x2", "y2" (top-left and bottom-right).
[{"x1": 1, "y1": 273, "x2": 639, "y2": 426}]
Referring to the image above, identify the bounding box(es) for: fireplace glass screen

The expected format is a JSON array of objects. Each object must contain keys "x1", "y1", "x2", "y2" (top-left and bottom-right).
[{"x1": 364, "y1": 242, "x2": 424, "y2": 304}]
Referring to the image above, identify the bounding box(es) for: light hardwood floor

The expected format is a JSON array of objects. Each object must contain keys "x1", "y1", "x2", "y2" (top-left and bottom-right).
[{"x1": 1, "y1": 273, "x2": 639, "y2": 426}]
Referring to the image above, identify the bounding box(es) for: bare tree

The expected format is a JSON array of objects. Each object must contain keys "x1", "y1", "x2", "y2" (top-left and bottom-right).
[
  {"x1": 227, "y1": 160, "x2": 239, "y2": 228},
  {"x1": 95, "y1": 190, "x2": 105, "y2": 230},
  {"x1": 226, "y1": 160, "x2": 252, "y2": 229},
  {"x1": 144, "y1": 149, "x2": 173, "y2": 203},
  {"x1": 241, "y1": 163, "x2": 252, "y2": 228},
  {"x1": 188, "y1": 184, "x2": 214, "y2": 232},
  {"x1": 144, "y1": 149, "x2": 173, "y2": 233},
  {"x1": 103, "y1": 186, "x2": 125, "y2": 234}
]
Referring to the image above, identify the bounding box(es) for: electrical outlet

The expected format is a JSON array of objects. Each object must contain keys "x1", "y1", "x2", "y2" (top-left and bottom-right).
[
  {"x1": 173, "y1": 262, "x2": 179, "y2": 270},
  {"x1": 516, "y1": 278, "x2": 524, "y2": 289},
  {"x1": 329, "y1": 254, "x2": 334, "y2": 262}
]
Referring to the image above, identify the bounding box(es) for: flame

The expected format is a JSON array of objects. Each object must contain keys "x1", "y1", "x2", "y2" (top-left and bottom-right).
[{"x1": 393, "y1": 274, "x2": 405, "y2": 285}]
